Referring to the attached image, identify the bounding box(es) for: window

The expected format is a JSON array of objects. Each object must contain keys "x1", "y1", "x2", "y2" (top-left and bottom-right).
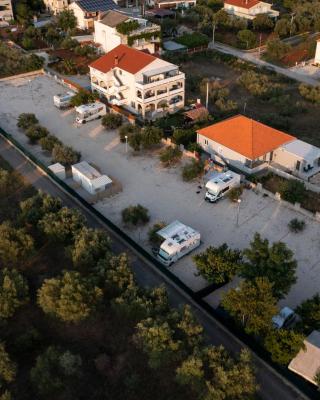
[
  {"x1": 296, "y1": 160, "x2": 301, "y2": 171},
  {"x1": 204, "y1": 139, "x2": 208, "y2": 145}
]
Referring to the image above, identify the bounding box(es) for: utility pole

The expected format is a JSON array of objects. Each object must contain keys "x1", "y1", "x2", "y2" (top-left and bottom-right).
[
  {"x1": 258, "y1": 33, "x2": 262, "y2": 56},
  {"x1": 206, "y1": 81, "x2": 209, "y2": 110}
]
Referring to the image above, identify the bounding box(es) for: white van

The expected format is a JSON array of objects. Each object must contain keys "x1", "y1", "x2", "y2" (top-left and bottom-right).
[
  {"x1": 75, "y1": 102, "x2": 106, "y2": 124},
  {"x1": 205, "y1": 171, "x2": 241, "y2": 203},
  {"x1": 53, "y1": 92, "x2": 75, "y2": 109}
]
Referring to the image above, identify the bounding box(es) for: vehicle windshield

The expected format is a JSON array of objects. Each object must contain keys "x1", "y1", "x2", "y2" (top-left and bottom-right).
[
  {"x1": 158, "y1": 248, "x2": 170, "y2": 260},
  {"x1": 207, "y1": 189, "x2": 218, "y2": 196}
]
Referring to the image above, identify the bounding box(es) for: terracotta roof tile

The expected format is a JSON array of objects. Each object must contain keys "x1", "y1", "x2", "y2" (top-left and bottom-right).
[
  {"x1": 89, "y1": 44, "x2": 156, "y2": 74},
  {"x1": 197, "y1": 115, "x2": 296, "y2": 160},
  {"x1": 224, "y1": 0, "x2": 261, "y2": 9}
]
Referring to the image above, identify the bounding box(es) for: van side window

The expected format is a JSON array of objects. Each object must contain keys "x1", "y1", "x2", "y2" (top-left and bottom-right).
[{"x1": 221, "y1": 186, "x2": 229, "y2": 194}]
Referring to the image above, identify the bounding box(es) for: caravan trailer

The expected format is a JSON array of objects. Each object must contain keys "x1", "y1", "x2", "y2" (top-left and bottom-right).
[
  {"x1": 53, "y1": 92, "x2": 75, "y2": 109},
  {"x1": 157, "y1": 221, "x2": 200, "y2": 266},
  {"x1": 75, "y1": 102, "x2": 106, "y2": 124},
  {"x1": 205, "y1": 171, "x2": 241, "y2": 203}
]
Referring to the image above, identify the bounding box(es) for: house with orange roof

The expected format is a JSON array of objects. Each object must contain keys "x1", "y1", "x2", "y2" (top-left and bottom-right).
[
  {"x1": 89, "y1": 44, "x2": 185, "y2": 119},
  {"x1": 223, "y1": 0, "x2": 279, "y2": 20}
]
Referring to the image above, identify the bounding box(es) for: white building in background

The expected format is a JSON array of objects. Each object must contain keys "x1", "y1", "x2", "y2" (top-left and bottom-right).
[
  {"x1": 43, "y1": 0, "x2": 68, "y2": 14},
  {"x1": 315, "y1": 39, "x2": 320, "y2": 65},
  {"x1": 89, "y1": 44, "x2": 185, "y2": 119},
  {"x1": 69, "y1": 0, "x2": 119, "y2": 30},
  {"x1": 72, "y1": 161, "x2": 112, "y2": 194},
  {"x1": 0, "y1": 0, "x2": 13, "y2": 25},
  {"x1": 223, "y1": 0, "x2": 279, "y2": 20},
  {"x1": 94, "y1": 10, "x2": 161, "y2": 54}
]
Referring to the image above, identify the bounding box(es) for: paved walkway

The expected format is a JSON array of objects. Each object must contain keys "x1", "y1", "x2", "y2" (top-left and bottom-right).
[{"x1": 212, "y1": 42, "x2": 320, "y2": 86}]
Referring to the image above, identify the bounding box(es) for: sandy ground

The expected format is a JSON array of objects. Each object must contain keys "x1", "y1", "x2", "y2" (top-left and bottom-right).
[{"x1": 1, "y1": 75, "x2": 320, "y2": 307}]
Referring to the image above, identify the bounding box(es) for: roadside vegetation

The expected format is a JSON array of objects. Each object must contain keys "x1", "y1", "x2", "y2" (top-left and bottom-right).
[{"x1": 0, "y1": 157, "x2": 259, "y2": 399}]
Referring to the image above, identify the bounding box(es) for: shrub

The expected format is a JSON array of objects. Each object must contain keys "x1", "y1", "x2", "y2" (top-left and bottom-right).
[
  {"x1": 148, "y1": 221, "x2": 166, "y2": 247},
  {"x1": 299, "y1": 84, "x2": 320, "y2": 104},
  {"x1": 101, "y1": 113, "x2": 122, "y2": 130},
  {"x1": 265, "y1": 38, "x2": 290, "y2": 61},
  {"x1": 159, "y1": 146, "x2": 182, "y2": 167},
  {"x1": 237, "y1": 29, "x2": 257, "y2": 49},
  {"x1": 175, "y1": 33, "x2": 209, "y2": 49},
  {"x1": 70, "y1": 89, "x2": 98, "y2": 107},
  {"x1": 279, "y1": 179, "x2": 306, "y2": 204},
  {"x1": 17, "y1": 113, "x2": 38, "y2": 130},
  {"x1": 26, "y1": 124, "x2": 49, "y2": 144},
  {"x1": 116, "y1": 20, "x2": 139, "y2": 35},
  {"x1": 288, "y1": 218, "x2": 306, "y2": 233},
  {"x1": 228, "y1": 186, "x2": 243, "y2": 202},
  {"x1": 172, "y1": 128, "x2": 196, "y2": 147},
  {"x1": 39, "y1": 135, "x2": 62, "y2": 152},
  {"x1": 128, "y1": 132, "x2": 143, "y2": 151},
  {"x1": 182, "y1": 159, "x2": 204, "y2": 181},
  {"x1": 122, "y1": 204, "x2": 150, "y2": 226},
  {"x1": 141, "y1": 126, "x2": 162, "y2": 149},
  {"x1": 118, "y1": 124, "x2": 141, "y2": 142},
  {"x1": 52, "y1": 144, "x2": 81, "y2": 166},
  {"x1": 239, "y1": 71, "x2": 271, "y2": 97}
]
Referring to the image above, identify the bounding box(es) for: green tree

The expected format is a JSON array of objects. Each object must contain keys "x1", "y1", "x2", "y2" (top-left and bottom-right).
[
  {"x1": 20, "y1": 192, "x2": 62, "y2": 226},
  {"x1": 0, "y1": 222, "x2": 34, "y2": 269},
  {"x1": 128, "y1": 131, "x2": 143, "y2": 151},
  {"x1": 222, "y1": 277, "x2": 278, "y2": 335},
  {"x1": 17, "y1": 113, "x2": 38, "y2": 130},
  {"x1": 38, "y1": 270, "x2": 103, "y2": 322},
  {"x1": 101, "y1": 113, "x2": 122, "y2": 129},
  {"x1": 299, "y1": 84, "x2": 320, "y2": 104},
  {"x1": 264, "y1": 329, "x2": 305, "y2": 365},
  {"x1": 279, "y1": 179, "x2": 306, "y2": 204},
  {"x1": 172, "y1": 128, "x2": 196, "y2": 147},
  {"x1": 274, "y1": 18, "x2": 292, "y2": 37},
  {"x1": 0, "y1": 390, "x2": 12, "y2": 400},
  {"x1": 148, "y1": 221, "x2": 166, "y2": 247},
  {"x1": 241, "y1": 233, "x2": 297, "y2": 299},
  {"x1": 118, "y1": 123, "x2": 141, "y2": 142},
  {"x1": 71, "y1": 227, "x2": 111, "y2": 271},
  {"x1": 39, "y1": 134, "x2": 62, "y2": 152},
  {"x1": 51, "y1": 144, "x2": 81, "y2": 166},
  {"x1": 70, "y1": 89, "x2": 98, "y2": 107},
  {"x1": 182, "y1": 159, "x2": 204, "y2": 181},
  {"x1": 39, "y1": 207, "x2": 85, "y2": 243},
  {"x1": 122, "y1": 204, "x2": 150, "y2": 226},
  {"x1": 253, "y1": 14, "x2": 274, "y2": 30},
  {"x1": 26, "y1": 124, "x2": 49, "y2": 144},
  {"x1": 0, "y1": 342, "x2": 16, "y2": 387},
  {"x1": 265, "y1": 37, "x2": 291, "y2": 61},
  {"x1": 30, "y1": 346, "x2": 82, "y2": 395},
  {"x1": 159, "y1": 146, "x2": 182, "y2": 167},
  {"x1": 296, "y1": 294, "x2": 320, "y2": 334},
  {"x1": 237, "y1": 29, "x2": 257, "y2": 49},
  {"x1": 176, "y1": 346, "x2": 257, "y2": 399},
  {"x1": 140, "y1": 126, "x2": 162, "y2": 149},
  {"x1": 0, "y1": 268, "x2": 29, "y2": 319},
  {"x1": 60, "y1": 59, "x2": 77, "y2": 75},
  {"x1": 56, "y1": 10, "x2": 77, "y2": 32},
  {"x1": 193, "y1": 244, "x2": 242, "y2": 284}
]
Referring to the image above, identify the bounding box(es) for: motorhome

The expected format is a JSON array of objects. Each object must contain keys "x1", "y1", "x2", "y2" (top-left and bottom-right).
[
  {"x1": 53, "y1": 92, "x2": 75, "y2": 109},
  {"x1": 205, "y1": 171, "x2": 241, "y2": 203},
  {"x1": 156, "y1": 221, "x2": 200, "y2": 266},
  {"x1": 75, "y1": 102, "x2": 106, "y2": 124}
]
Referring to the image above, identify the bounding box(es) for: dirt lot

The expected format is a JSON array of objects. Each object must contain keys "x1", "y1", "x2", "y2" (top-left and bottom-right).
[
  {"x1": 180, "y1": 52, "x2": 320, "y2": 146},
  {"x1": 1, "y1": 74, "x2": 320, "y2": 308}
]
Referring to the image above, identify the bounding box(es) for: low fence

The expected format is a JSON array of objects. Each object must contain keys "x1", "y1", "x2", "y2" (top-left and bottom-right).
[
  {"x1": 0, "y1": 69, "x2": 44, "y2": 82},
  {"x1": 0, "y1": 125, "x2": 318, "y2": 400},
  {"x1": 161, "y1": 137, "x2": 199, "y2": 160}
]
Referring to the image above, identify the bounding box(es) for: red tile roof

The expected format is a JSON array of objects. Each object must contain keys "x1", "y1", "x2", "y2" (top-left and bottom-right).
[
  {"x1": 197, "y1": 115, "x2": 295, "y2": 160},
  {"x1": 89, "y1": 44, "x2": 156, "y2": 74},
  {"x1": 224, "y1": 0, "x2": 261, "y2": 9}
]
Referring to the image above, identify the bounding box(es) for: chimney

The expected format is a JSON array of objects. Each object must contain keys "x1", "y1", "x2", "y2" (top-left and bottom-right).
[
  {"x1": 114, "y1": 55, "x2": 119, "y2": 67},
  {"x1": 98, "y1": 11, "x2": 103, "y2": 21}
]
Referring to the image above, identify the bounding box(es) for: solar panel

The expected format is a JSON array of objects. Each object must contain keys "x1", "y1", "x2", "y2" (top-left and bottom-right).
[{"x1": 77, "y1": 0, "x2": 119, "y2": 12}]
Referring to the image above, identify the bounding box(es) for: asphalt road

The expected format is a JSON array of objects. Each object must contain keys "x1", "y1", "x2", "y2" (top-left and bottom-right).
[{"x1": 0, "y1": 136, "x2": 310, "y2": 400}]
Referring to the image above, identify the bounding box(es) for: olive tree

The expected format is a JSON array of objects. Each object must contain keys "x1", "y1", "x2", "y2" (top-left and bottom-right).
[{"x1": 0, "y1": 269, "x2": 29, "y2": 319}]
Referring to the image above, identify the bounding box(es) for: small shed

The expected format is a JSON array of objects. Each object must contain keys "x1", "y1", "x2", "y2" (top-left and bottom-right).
[
  {"x1": 288, "y1": 330, "x2": 320, "y2": 385},
  {"x1": 48, "y1": 163, "x2": 66, "y2": 180},
  {"x1": 184, "y1": 105, "x2": 209, "y2": 122},
  {"x1": 72, "y1": 161, "x2": 112, "y2": 194}
]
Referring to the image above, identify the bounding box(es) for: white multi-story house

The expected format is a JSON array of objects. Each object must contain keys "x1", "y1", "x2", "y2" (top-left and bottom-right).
[
  {"x1": 147, "y1": 0, "x2": 196, "y2": 9},
  {"x1": 315, "y1": 39, "x2": 320, "y2": 65},
  {"x1": 89, "y1": 44, "x2": 185, "y2": 119},
  {"x1": 94, "y1": 10, "x2": 161, "y2": 54},
  {"x1": 43, "y1": 0, "x2": 68, "y2": 14},
  {"x1": 224, "y1": 0, "x2": 279, "y2": 20},
  {"x1": 69, "y1": 0, "x2": 119, "y2": 30},
  {"x1": 0, "y1": 0, "x2": 13, "y2": 25}
]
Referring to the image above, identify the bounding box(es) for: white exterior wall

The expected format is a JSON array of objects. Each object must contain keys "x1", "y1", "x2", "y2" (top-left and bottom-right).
[
  {"x1": 273, "y1": 147, "x2": 302, "y2": 172},
  {"x1": 94, "y1": 21, "x2": 121, "y2": 53},
  {"x1": 224, "y1": 2, "x2": 278, "y2": 19},
  {"x1": 315, "y1": 41, "x2": 320, "y2": 64},
  {"x1": 69, "y1": 2, "x2": 94, "y2": 29},
  {"x1": 43, "y1": 0, "x2": 68, "y2": 14},
  {"x1": 72, "y1": 168, "x2": 95, "y2": 194},
  {"x1": 0, "y1": 0, "x2": 13, "y2": 22}
]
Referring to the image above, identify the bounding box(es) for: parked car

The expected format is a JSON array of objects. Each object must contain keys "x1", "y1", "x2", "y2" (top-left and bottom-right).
[{"x1": 272, "y1": 307, "x2": 297, "y2": 329}]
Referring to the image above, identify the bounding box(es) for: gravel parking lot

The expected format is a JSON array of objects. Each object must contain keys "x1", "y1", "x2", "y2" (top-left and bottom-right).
[{"x1": 1, "y1": 74, "x2": 320, "y2": 308}]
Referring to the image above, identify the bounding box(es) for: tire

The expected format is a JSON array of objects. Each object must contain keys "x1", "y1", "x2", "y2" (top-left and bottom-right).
[{"x1": 82, "y1": 120, "x2": 86, "y2": 124}]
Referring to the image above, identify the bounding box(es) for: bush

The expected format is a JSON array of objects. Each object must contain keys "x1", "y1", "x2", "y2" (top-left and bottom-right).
[
  {"x1": 118, "y1": 124, "x2": 141, "y2": 142},
  {"x1": 279, "y1": 179, "x2": 306, "y2": 204},
  {"x1": 237, "y1": 29, "x2": 257, "y2": 49},
  {"x1": 148, "y1": 221, "x2": 166, "y2": 247},
  {"x1": 228, "y1": 186, "x2": 243, "y2": 202},
  {"x1": 26, "y1": 124, "x2": 49, "y2": 144},
  {"x1": 182, "y1": 159, "x2": 204, "y2": 181},
  {"x1": 265, "y1": 38, "x2": 290, "y2": 61},
  {"x1": 288, "y1": 218, "x2": 306, "y2": 233},
  {"x1": 17, "y1": 113, "x2": 38, "y2": 130},
  {"x1": 39, "y1": 135, "x2": 62, "y2": 152},
  {"x1": 70, "y1": 89, "x2": 98, "y2": 107},
  {"x1": 122, "y1": 204, "x2": 150, "y2": 226},
  {"x1": 159, "y1": 146, "x2": 182, "y2": 167},
  {"x1": 116, "y1": 20, "x2": 139, "y2": 35},
  {"x1": 239, "y1": 71, "x2": 271, "y2": 97},
  {"x1": 52, "y1": 144, "x2": 81, "y2": 166},
  {"x1": 299, "y1": 84, "x2": 320, "y2": 104},
  {"x1": 101, "y1": 113, "x2": 122, "y2": 130},
  {"x1": 175, "y1": 33, "x2": 209, "y2": 49},
  {"x1": 172, "y1": 128, "x2": 196, "y2": 147}
]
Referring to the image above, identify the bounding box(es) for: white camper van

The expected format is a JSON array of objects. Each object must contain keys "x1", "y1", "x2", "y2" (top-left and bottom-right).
[
  {"x1": 75, "y1": 102, "x2": 106, "y2": 124},
  {"x1": 53, "y1": 92, "x2": 75, "y2": 109},
  {"x1": 205, "y1": 171, "x2": 241, "y2": 203},
  {"x1": 157, "y1": 221, "x2": 200, "y2": 266}
]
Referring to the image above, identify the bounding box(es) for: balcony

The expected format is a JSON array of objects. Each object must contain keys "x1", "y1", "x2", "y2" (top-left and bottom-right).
[{"x1": 136, "y1": 71, "x2": 185, "y2": 90}]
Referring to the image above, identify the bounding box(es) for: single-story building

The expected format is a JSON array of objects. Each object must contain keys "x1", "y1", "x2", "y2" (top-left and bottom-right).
[
  {"x1": 223, "y1": 0, "x2": 279, "y2": 20},
  {"x1": 48, "y1": 162, "x2": 66, "y2": 180},
  {"x1": 197, "y1": 115, "x2": 295, "y2": 174},
  {"x1": 288, "y1": 330, "x2": 320, "y2": 386},
  {"x1": 72, "y1": 161, "x2": 112, "y2": 194}
]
